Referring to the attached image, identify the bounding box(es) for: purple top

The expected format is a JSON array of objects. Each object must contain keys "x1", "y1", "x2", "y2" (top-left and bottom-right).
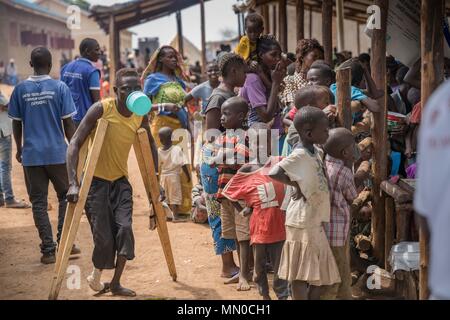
[{"x1": 239, "y1": 73, "x2": 283, "y2": 132}]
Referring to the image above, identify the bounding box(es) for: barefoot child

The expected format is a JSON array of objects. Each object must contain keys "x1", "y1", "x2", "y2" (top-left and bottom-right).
[
  {"x1": 207, "y1": 96, "x2": 251, "y2": 290},
  {"x1": 66, "y1": 68, "x2": 159, "y2": 297},
  {"x1": 201, "y1": 52, "x2": 247, "y2": 281},
  {"x1": 8, "y1": 47, "x2": 79, "y2": 264},
  {"x1": 222, "y1": 156, "x2": 289, "y2": 300},
  {"x1": 321, "y1": 128, "x2": 359, "y2": 300},
  {"x1": 269, "y1": 106, "x2": 341, "y2": 300},
  {"x1": 158, "y1": 126, "x2": 191, "y2": 221}
]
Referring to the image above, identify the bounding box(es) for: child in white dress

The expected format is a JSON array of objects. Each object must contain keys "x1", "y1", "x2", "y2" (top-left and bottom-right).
[{"x1": 269, "y1": 106, "x2": 341, "y2": 300}]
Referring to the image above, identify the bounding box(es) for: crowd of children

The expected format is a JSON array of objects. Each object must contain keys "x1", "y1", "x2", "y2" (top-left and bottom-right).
[{"x1": 3, "y1": 7, "x2": 437, "y2": 300}]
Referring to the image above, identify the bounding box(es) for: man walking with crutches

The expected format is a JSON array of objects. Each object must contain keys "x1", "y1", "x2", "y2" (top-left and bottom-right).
[{"x1": 66, "y1": 68, "x2": 159, "y2": 297}]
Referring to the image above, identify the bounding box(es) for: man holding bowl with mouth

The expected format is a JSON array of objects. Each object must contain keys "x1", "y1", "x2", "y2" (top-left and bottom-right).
[{"x1": 66, "y1": 68, "x2": 176, "y2": 297}]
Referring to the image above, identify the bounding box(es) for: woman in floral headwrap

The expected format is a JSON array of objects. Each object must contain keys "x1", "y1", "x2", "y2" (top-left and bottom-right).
[{"x1": 142, "y1": 46, "x2": 193, "y2": 214}]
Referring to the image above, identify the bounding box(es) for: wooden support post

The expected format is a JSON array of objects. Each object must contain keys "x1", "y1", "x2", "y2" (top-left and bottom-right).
[
  {"x1": 109, "y1": 14, "x2": 117, "y2": 96},
  {"x1": 200, "y1": 0, "x2": 207, "y2": 75},
  {"x1": 272, "y1": 3, "x2": 277, "y2": 39},
  {"x1": 296, "y1": 0, "x2": 304, "y2": 41},
  {"x1": 322, "y1": 0, "x2": 333, "y2": 66},
  {"x1": 385, "y1": 197, "x2": 395, "y2": 271},
  {"x1": 419, "y1": 0, "x2": 445, "y2": 300},
  {"x1": 336, "y1": 0, "x2": 345, "y2": 52},
  {"x1": 370, "y1": 0, "x2": 388, "y2": 267},
  {"x1": 278, "y1": 0, "x2": 287, "y2": 52},
  {"x1": 176, "y1": 11, "x2": 184, "y2": 57},
  {"x1": 356, "y1": 22, "x2": 361, "y2": 55},
  {"x1": 133, "y1": 129, "x2": 177, "y2": 281},
  {"x1": 336, "y1": 67, "x2": 352, "y2": 129},
  {"x1": 49, "y1": 119, "x2": 108, "y2": 300},
  {"x1": 308, "y1": 5, "x2": 312, "y2": 39},
  {"x1": 237, "y1": 9, "x2": 242, "y2": 38},
  {"x1": 262, "y1": 4, "x2": 270, "y2": 34}
]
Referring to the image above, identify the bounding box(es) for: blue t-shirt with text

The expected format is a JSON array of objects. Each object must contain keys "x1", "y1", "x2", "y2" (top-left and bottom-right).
[{"x1": 8, "y1": 75, "x2": 76, "y2": 166}]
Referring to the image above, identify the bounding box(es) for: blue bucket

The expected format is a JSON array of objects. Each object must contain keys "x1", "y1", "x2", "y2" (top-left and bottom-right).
[{"x1": 126, "y1": 91, "x2": 152, "y2": 116}]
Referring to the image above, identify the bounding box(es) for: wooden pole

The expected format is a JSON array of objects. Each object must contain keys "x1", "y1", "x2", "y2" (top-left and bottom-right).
[
  {"x1": 419, "y1": 0, "x2": 444, "y2": 300},
  {"x1": 272, "y1": 3, "x2": 277, "y2": 38},
  {"x1": 49, "y1": 120, "x2": 109, "y2": 300},
  {"x1": 200, "y1": 0, "x2": 207, "y2": 75},
  {"x1": 109, "y1": 14, "x2": 117, "y2": 96},
  {"x1": 296, "y1": 0, "x2": 304, "y2": 41},
  {"x1": 336, "y1": 0, "x2": 345, "y2": 52},
  {"x1": 308, "y1": 5, "x2": 312, "y2": 38},
  {"x1": 385, "y1": 197, "x2": 395, "y2": 271},
  {"x1": 336, "y1": 67, "x2": 352, "y2": 129},
  {"x1": 176, "y1": 10, "x2": 184, "y2": 57},
  {"x1": 236, "y1": 6, "x2": 242, "y2": 38},
  {"x1": 133, "y1": 129, "x2": 177, "y2": 281},
  {"x1": 322, "y1": 0, "x2": 333, "y2": 66},
  {"x1": 262, "y1": 4, "x2": 270, "y2": 34},
  {"x1": 370, "y1": 0, "x2": 388, "y2": 266},
  {"x1": 356, "y1": 22, "x2": 361, "y2": 55},
  {"x1": 278, "y1": 0, "x2": 287, "y2": 52}
]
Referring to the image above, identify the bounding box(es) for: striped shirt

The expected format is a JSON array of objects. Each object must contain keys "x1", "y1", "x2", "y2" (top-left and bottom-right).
[
  {"x1": 323, "y1": 155, "x2": 358, "y2": 247},
  {"x1": 213, "y1": 131, "x2": 249, "y2": 198}
]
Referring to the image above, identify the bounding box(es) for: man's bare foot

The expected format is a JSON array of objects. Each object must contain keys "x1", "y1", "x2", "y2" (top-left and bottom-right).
[
  {"x1": 110, "y1": 283, "x2": 136, "y2": 297},
  {"x1": 237, "y1": 276, "x2": 251, "y2": 291}
]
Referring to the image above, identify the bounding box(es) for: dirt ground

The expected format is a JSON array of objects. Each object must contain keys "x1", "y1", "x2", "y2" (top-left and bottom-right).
[{"x1": 0, "y1": 84, "x2": 260, "y2": 300}]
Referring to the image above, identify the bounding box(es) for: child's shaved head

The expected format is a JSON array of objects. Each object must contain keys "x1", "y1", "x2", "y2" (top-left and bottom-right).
[
  {"x1": 294, "y1": 106, "x2": 329, "y2": 145},
  {"x1": 158, "y1": 126, "x2": 173, "y2": 147},
  {"x1": 221, "y1": 96, "x2": 249, "y2": 129},
  {"x1": 294, "y1": 106, "x2": 327, "y2": 130},
  {"x1": 294, "y1": 85, "x2": 333, "y2": 110},
  {"x1": 323, "y1": 127, "x2": 355, "y2": 159},
  {"x1": 30, "y1": 47, "x2": 52, "y2": 69},
  {"x1": 222, "y1": 96, "x2": 248, "y2": 113}
]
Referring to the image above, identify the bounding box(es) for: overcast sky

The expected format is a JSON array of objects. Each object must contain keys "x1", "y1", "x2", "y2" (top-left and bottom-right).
[{"x1": 87, "y1": 0, "x2": 240, "y2": 49}]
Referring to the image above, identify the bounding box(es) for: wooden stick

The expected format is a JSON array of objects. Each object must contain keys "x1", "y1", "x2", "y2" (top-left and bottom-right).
[
  {"x1": 296, "y1": 0, "x2": 304, "y2": 41},
  {"x1": 322, "y1": 0, "x2": 333, "y2": 66},
  {"x1": 278, "y1": 0, "x2": 287, "y2": 52},
  {"x1": 336, "y1": 0, "x2": 345, "y2": 52},
  {"x1": 419, "y1": 0, "x2": 444, "y2": 300},
  {"x1": 133, "y1": 129, "x2": 177, "y2": 281},
  {"x1": 351, "y1": 190, "x2": 371, "y2": 218},
  {"x1": 262, "y1": 4, "x2": 270, "y2": 35},
  {"x1": 336, "y1": 67, "x2": 352, "y2": 129},
  {"x1": 49, "y1": 119, "x2": 108, "y2": 300},
  {"x1": 200, "y1": 0, "x2": 207, "y2": 76},
  {"x1": 370, "y1": 0, "x2": 388, "y2": 266},
  {"x1": 385, "y1": 197, "x2": 395, "y2": 271},
  {"x1": 54, "y1": 139, "x2": 89, "y2": 274}
]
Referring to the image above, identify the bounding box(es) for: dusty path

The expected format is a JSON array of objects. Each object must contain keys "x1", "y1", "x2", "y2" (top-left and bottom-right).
[{"x1": 0, "y1": 84, "x2": 260, "y2": 300}]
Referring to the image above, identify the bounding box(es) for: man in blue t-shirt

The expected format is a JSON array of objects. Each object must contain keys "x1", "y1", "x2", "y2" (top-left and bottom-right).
[
  {"x1": 61, "y1": 38, "x2": 101, "y2": 126},
  {"x1": 9, "y1": 47, "x2": 79, "y2": 264},
  {"x1": 184, "y1": 61, "x2": 220, "y2": 114}
]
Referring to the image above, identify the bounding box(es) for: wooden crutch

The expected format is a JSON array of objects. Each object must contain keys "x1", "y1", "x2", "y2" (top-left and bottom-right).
[
  {"x1": 52, "y1": 139, "x2": 89, "y2": 276},
  {"x1": 133, "y1": 128, "x2": 177, "y2": 281},
  {"x1": 48, "y1": 119, "x2": 108, "y2": 300}
]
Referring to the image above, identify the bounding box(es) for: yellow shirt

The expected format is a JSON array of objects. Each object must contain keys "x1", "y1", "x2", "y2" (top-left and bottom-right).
[
  {"x1": 93, "y1": 98, "x2": 143, "y2": 181},
  {"x1": 234, "y1": 35, "x2": 257, "y2": 62}
]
